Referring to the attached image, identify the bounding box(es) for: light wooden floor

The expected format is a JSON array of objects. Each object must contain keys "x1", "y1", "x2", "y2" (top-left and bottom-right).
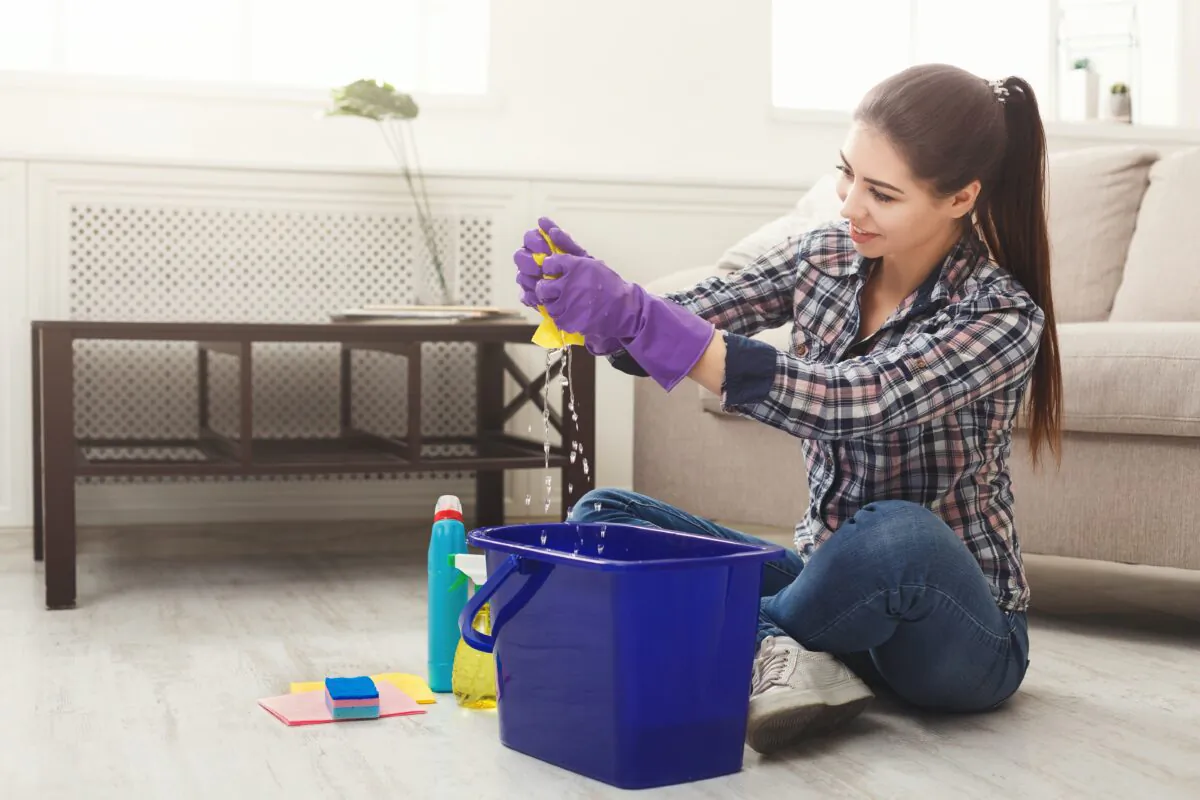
[{"x1": 4, "y1": 520, "x2": 1200, "y2": 799}]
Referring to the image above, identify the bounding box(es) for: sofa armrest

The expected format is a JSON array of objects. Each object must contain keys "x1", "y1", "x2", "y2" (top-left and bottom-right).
[{"x1": 1059, "y1": 321, "x2": 1200, "y2": 437}]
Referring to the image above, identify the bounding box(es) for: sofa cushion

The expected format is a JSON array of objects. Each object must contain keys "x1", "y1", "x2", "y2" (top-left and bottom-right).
[
  {"x1": 1056, "y1": 321, "x2": 1200, "y2": 438},
  {"x1": 1109, "y1": 147, "x2": 1200, "y2": 321},
  {"x1": 645, "y1": 264, "x2": 725, "y2": 296},
  {"x1": 1046, "y1": 146, "x2": 1158, "y2": 323},
  {"x1": 714, "y1": 147, "x2": 1157, "y2": 318},
  {"x1": 716, "y1": 175, "x2": 843, "y2": 272},
  {"x1": 700, "y1": 321, "x2": 1200, "y2": 439}
]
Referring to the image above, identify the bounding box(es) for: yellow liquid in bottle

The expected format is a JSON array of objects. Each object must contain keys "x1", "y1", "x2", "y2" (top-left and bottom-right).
[{"x1": 452, "y1": 603, "x2": 498, "y2": 709}]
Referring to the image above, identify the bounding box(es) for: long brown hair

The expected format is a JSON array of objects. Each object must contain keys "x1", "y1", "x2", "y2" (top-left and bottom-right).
[{"x1": 854, "y1": 64, "x2": 1062, "y2": 467}]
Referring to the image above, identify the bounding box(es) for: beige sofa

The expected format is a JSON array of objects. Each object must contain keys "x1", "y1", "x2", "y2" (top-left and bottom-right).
[{"x1": 634, "y1": 145, "x2": 1200, "y2": 575}]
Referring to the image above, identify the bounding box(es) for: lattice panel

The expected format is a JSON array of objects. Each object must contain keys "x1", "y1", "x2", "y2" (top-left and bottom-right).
[{"x1": 68, "y1": 202, "x2": 494, "y2": 485}]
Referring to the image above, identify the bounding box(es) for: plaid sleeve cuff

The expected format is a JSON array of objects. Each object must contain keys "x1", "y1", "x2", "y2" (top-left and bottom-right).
[
  {"x1": 607, "y1": 349, "x2": 649, "y2": 378},
  {"x1": 720, "y1": 332, "x2": 778, "y2": 406}
]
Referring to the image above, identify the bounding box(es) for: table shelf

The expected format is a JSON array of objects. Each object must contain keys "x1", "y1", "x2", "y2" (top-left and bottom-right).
[{"x1": 75, "y1": 434, "x2": 571, "y2": 476}]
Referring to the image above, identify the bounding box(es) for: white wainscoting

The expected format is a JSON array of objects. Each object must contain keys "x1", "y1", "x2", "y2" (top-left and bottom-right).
[
  {"x1": 2, "y1": 156, "x2": 803, "y2": 530},
  {"x1": 0, "y1": 161, "x2": 29, "y2": 529}
]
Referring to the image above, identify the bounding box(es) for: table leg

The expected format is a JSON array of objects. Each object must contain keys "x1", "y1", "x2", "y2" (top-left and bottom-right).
[
  {"x1": 561, "y1": 346, "x2": 596, "y2": 520},
  {"x1": 31, "y1": 327, "x2": 44, "y2": 562},
  {"x1": 476, "y1": 342, "x2": 506, "y2": 527},
  {"x1": 198, "y1": 345, "x2": 210, "y2": 431},
  {"x1": 338, "y1": 346, "x2": 351, "y2": 436},
  {"x1": 41, "y1": 329, "x2": 77, "y2": 609},
  {"x1": 239, "y1": 340, "x2": 253, "y2": 465}
]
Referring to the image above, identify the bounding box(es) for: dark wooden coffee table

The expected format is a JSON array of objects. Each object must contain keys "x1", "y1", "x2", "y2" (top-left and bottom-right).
[{"x1": 30, "y1": 319, "x2": 595, "y2": 609}]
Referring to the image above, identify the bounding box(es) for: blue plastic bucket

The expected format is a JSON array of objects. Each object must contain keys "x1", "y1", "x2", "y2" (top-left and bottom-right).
[{"x1": 458, "y1": 521, "x2": 784, "y2": 790}]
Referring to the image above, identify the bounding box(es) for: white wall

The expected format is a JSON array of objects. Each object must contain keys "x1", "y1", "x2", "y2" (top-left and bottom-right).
[
  {"x1": 1, "y1": 1, "x2": 825, "y2": 185},
  {"x1": 3, "y1": 0, "x2": 1199, "y2": 185}
]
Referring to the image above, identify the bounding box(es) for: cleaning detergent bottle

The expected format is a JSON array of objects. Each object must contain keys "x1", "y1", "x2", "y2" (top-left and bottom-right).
[
  {"x1": 428, "y1": 495, "x2": 468, "y2": 693},
  {"x1": 451, "y1": 553, "x2": 498, "y2": 709}
]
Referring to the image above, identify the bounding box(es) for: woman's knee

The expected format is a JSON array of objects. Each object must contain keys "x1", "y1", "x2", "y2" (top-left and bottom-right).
[{"x1": 569, "y1": 487, "x2": 635, "y2": 522}]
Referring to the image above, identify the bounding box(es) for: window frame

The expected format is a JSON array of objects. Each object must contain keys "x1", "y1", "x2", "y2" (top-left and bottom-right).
[
  {"x1": 0, "y1": 0, "x2": 496, "y2": 108},
  {"x1": 769, "y1": 0, "x2": 1199, "y2": 139}
]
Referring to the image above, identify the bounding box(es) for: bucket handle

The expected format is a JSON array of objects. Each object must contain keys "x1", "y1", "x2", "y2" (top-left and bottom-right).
[{"x1": 458, "y1": 554, "x2": 521, "y2": 654}]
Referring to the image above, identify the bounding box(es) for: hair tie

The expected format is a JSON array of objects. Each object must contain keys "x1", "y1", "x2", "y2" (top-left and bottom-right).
[{"x1": 988, "y1": 78, "x2": 1010, "y2": 104}]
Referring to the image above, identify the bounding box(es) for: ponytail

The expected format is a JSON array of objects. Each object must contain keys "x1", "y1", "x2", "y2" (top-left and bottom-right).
[
  {"x1": 975, "y1": 77, "x2": 1062, "y2": 467},
  {"x1": 856, "y1": 66, "x2": 1063, "y2": 467}
]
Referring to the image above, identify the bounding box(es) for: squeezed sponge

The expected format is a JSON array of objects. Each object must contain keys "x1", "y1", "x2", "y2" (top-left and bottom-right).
[
  {"x1": 531, "y1": 227, "x2": 587, "y2": 350},
  {"x1": 324, "y1": 676, "x2": 380, "y2": 720}
]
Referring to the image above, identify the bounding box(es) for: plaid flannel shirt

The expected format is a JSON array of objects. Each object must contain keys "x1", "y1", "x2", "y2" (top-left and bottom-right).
[{"x1": 615, "y1": 220, "x2": 1044, "y2": 612}]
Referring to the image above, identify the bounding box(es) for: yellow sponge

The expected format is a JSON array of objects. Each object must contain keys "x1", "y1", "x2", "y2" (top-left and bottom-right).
[{"x1": 531, "y1": 228, "x2": 586, "y2": 349}]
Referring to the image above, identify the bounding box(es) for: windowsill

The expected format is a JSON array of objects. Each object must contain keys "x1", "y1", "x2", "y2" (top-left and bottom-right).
[
  {"x1": 768, "y1": 106, "x2": 1200, "y2": 145},
  {"x1": 0, "y1": 69, "x2": 504, "y2": 113}
]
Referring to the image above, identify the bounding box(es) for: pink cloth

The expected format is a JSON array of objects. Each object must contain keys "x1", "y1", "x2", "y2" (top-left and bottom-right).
[{"x1": 260, "y1": 682, "x2": 424, "y2": 726}]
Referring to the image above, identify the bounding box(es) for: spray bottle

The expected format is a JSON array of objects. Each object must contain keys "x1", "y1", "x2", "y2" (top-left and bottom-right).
[
  {"x1": 451, "y1": 553, "x2": 497, "y2": 709},
  {"x1": 427, "y1": 495, "x2": 468, "y2": 693}
]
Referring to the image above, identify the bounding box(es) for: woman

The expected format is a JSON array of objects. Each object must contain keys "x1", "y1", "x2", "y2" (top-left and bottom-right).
[{"x1": 512, "y1": 64, "x2": 1061, "y2": 755}]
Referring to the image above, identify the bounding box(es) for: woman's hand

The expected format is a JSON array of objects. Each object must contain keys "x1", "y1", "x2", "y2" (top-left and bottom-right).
[
  {"x1": 512, "y1": 217, "x2": 592, "y2": 308},
  {"x1": 527, "y1": 220, "x2": 716, "y2": 392},
  {"x1": 513, "y1": 218, "x2": 629, "y2": 355},
  {"x1": 536, "y1": 253, "x2": 644, "y2": 344}
]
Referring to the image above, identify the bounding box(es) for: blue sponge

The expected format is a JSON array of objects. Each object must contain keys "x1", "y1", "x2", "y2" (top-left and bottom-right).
[{"x1": 324, "y1": 676, "x2": 379, "y2": 701}]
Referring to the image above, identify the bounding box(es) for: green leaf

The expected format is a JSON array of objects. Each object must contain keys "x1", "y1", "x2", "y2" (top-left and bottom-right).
[{"x1": 326, "y1": 78, "x2": 419, "y2": 121}]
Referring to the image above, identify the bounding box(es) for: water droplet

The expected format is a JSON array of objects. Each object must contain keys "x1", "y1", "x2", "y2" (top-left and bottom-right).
[
  {"x1": 527, "y1": 424, "x2": 532, "y2": 435},
  {"x1": 524, "y1": 493, "x2": 532, "y2": 507},
  {"x1": 543, "y1": 498, "x2": 552, "y2": 513},
  {"x1": 593, "y1": 502, "x2": 601, "y2": 513},
  {"x1": 583, "y1": 458, "x2": 590, "y2": 476},
  {"x1": 569, "y1": 451, "x2": 577, "y2": 464},
  {"x1": 568, "y1": 482, "x2": 573, "y2": 493},
  {"x1": 600, "y1": 526, "x2": 606, "y2": 538},
  {"x1": 540, "y1": 530, "x2": 548, "y2": 546},
  {"x1": 597, "y1": 542, "x2": 605, "y2": 555},
  {"x1": 544, "y1": 475, "x2": 552, "y2": 488}
]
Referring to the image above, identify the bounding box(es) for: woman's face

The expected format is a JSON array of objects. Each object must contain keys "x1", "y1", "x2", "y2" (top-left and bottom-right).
[{"x1": 834, "y1": 122, "x2": 974, "y2": 265}]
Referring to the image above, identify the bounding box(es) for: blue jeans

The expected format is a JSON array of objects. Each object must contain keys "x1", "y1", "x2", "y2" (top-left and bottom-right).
[{"x1": 570, "y1": 489, "x2": 1030, "y2": 713}]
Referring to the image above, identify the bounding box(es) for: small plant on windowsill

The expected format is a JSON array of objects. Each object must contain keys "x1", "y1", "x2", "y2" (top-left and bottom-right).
[
  {"x1": 326, "y1": 78, "x2": 451, "y2": 305},
  {"x1": 1109, "y1": 82, "x2": 1132, "y2": 123},
  {"x1": 1062, "y1": 57, "x2": 1099, "y2": 121}
]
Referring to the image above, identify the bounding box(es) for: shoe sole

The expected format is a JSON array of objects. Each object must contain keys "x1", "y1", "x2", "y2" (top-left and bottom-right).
[{"x1": 746, "y1": 683, "x2": 874, "y2": 755}]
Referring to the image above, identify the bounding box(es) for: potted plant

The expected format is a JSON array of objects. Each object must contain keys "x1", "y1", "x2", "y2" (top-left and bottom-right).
[
  {"x1": 327, "y1": 79, "x2": 451, "y2": 305},
  {"x1": 1061, "y1": 57, "x2": 1099, "y2": 121},
  {"x1": 1109, "y1": 82, "x2": 1132, "y2": 123}
]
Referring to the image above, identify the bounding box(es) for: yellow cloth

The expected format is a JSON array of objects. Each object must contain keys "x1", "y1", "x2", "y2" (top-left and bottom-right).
[
  {"x1": 289, "y1": 672, "x2": 437, "y2": 705},
  {"x1": 531, "y1": 228, "x2": 587, "y2": 349}
]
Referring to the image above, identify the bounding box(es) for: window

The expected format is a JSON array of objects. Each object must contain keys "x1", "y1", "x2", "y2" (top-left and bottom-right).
[
  {"x1": 0, "y1": 0, "x2": 490, "y2": 95},
  {"x1": 771, "y1": 0, "x2": 1051, "y2": 113},
  {"x1": 771, "y1": 0, "x2": 1183, "y2": 126}
]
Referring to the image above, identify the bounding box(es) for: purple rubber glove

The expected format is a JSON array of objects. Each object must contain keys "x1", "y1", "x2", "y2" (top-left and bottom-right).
[
  {"x1": 512, "y1": 218, "x2": 623, "y2": 356},
  {"x1": 535, "y1": 240, "x2": 715, "y2": 391},
  {"x1": 512, "y1": 226, "x2": 552, "y2": 308}
]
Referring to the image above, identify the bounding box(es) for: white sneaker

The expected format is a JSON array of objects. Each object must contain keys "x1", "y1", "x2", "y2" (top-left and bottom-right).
[{"x1": 746, "y1": 635, "x2": 874, "y2": 754}]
